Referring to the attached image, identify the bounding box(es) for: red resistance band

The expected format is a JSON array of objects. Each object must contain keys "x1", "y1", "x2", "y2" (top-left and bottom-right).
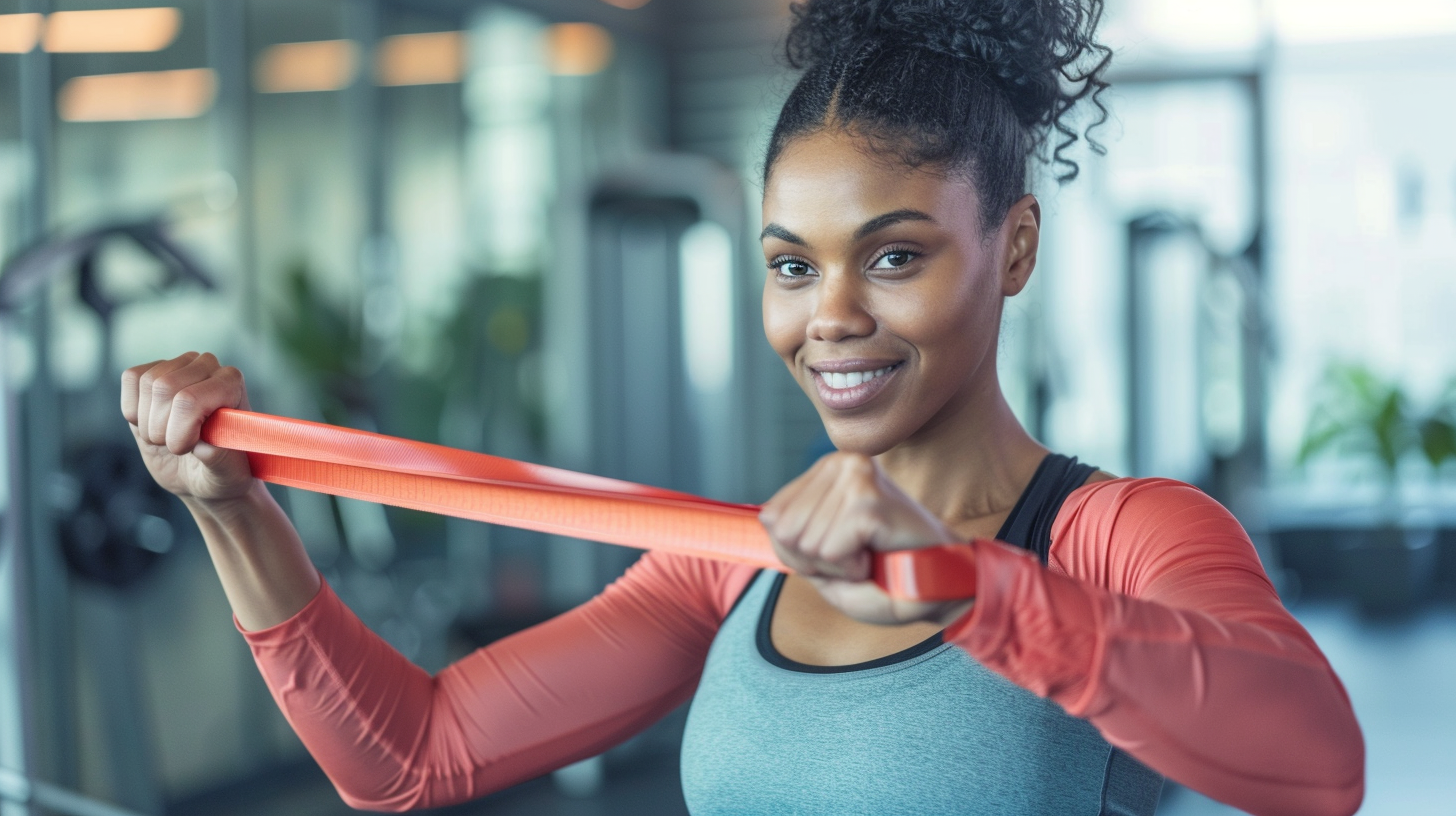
[{"x1": 200, "y1": 409, "x2": 978, "y2": 601}]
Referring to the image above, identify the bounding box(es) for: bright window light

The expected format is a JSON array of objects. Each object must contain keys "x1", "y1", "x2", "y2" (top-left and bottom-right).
[
  {"x1": 58, "y1": 68, "x2": 216, "y2": 122},
  {"x1": 1272, "y1": 0, "x2": 1456, "y2": 43},
  {"x1": 546, "y1": 23, "x2": 613, "y2": 76},
  {"x1": 377, "y1": 31, "x2": 466, "y2": 86},
  {"x1": 43, "y1": 7, "x2": 180, "y2": 53},
  {"x1": 679, "y1": 221, "x2": 735, "y2": 395},
  {"x1": 254, "y1": 40, "x2": 359, "y2": 93},
  {"x1": 1134, "y1": 0, "x2": 1260, "y2": 51},
  {"x1": 0, "y1": 13, "x2": 42, "y2": 54}
]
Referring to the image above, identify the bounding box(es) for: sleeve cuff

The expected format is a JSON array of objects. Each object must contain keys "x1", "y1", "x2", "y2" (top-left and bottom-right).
[
  {"x1": 234, "y1": 576, "x2": 334, "y2": 644},
  {"x1": 942, "y1": 538, "x2": 1102, "y2": 710},
  {"x1": 943, "y1": 538, "x2": 1031, "y2": 654}
]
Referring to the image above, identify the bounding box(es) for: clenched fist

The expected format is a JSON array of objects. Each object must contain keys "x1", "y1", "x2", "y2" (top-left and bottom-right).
[
  {"x1": 759, "y1": 451, "x2": 974, "y2": 626},
  {"x1": 120, "y1": 352, "x2": 255, "y2": 504}
]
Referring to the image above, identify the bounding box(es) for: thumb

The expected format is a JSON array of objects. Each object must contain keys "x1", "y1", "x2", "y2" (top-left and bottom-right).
[{"x1": 190, "y1": 440, "x2": 233, "y2": 468}]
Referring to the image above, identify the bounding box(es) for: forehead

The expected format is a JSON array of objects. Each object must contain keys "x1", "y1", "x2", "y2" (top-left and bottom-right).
[{"x1": 762, "y1": 130, "x2": 982, "y2": 236}]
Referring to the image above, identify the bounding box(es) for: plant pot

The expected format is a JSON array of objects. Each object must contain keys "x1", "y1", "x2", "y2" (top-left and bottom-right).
[{"x1": 1337, "y1": 524, "x2": 1439, "y2": 615}]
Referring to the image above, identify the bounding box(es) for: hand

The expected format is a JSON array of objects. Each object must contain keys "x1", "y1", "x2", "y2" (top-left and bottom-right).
[
  {"x1": 759, "y1": 452, "x2": 974, "y2": 626},
  {"x1": 120, "y1": 352, "x2": 256, "y2": 506}
]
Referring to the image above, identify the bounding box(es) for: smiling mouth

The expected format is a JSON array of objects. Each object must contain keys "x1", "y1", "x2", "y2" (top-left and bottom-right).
[
  {"x1": 809, "y1": 362, "x2": 902, "y2": 410},
  {"x1": 815, "y1": 365, "x2": 896, "y2": 390}
]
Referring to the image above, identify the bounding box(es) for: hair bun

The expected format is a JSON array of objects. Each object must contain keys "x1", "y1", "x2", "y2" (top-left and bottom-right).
[{"x1": 785, "y1": 0, "x2": 1108, "y2": 133}]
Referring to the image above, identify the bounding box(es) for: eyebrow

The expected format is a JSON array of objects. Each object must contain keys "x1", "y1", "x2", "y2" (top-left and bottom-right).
[
  {"x1": 759, "y1": 209, "x2": 937, "y2": 247},
  {"x1": 759, "y1": 223, "x2": 808, "y2": 246},
  {"x1": 853, "y1": 209, "x2": 935, "y2": 240}
]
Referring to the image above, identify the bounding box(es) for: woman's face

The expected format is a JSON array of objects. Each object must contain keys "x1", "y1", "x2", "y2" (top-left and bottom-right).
[{"x1": 760, "y1": 129, "x2": 1033, "y2": 455}]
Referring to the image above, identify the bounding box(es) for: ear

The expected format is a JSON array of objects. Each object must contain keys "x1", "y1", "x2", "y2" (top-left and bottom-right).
[{"x1": 1000, "y1": 195, "x2": 1040, "y2": 297}]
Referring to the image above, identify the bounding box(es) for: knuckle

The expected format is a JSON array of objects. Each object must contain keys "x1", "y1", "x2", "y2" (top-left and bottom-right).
[
  {"x1": 170, "y1": 388, "x2": 198, "y2": 415},
  {"x1": 151, "y1": 375, "x2": 178, "y2": 398}
]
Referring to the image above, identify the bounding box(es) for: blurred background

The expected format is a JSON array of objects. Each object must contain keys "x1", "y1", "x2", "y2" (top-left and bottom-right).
[{"x1": 0, "y1": 0, "x2": 1452, "y2": 814}]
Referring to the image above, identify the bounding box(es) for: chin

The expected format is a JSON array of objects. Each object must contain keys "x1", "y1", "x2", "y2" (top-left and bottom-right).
[{"x1": 819, "y1": 417, "x2": 905, "y2": 457}]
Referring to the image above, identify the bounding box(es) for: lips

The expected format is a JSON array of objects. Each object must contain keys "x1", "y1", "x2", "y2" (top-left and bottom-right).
[{"x1": 809, "y1": 361, "x2": 901, "y2": 410}]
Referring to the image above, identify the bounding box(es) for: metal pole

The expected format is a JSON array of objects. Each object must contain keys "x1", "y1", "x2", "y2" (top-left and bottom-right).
[
  {"x1": 9, "y1": 1, "x2": 78, "y2": 811},
  {"x1": 0, "y1": 315, "x2": 39, "y2": 816},
  {"x1": 207, "y1": 0, "x2": 259, "y2": 337},
  {"x1": 345, "y1": 0, "x2": 397, "y2": 370}
]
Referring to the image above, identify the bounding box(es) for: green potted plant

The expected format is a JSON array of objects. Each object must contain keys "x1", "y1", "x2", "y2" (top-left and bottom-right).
[{"x1": 1298, "y1": 363, "x2": 1456, "y2": 613}]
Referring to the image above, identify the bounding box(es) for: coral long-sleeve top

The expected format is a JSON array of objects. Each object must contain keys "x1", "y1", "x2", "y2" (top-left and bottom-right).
[{"x1": 239, "y1": 478, "x2": 1364, "y2": 816}]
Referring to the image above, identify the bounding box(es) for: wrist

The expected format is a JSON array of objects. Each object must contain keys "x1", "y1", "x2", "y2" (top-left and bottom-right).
[{"x1": 181, "y1": 479, "x2": 269, "y2": 526}]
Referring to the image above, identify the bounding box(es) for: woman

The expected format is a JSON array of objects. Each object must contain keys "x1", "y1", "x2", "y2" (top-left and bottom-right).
[{"x1": 121, "y1": 1, "x2": 1364, "y2": 814}]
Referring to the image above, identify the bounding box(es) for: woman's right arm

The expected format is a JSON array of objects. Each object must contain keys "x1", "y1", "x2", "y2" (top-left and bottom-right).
[
  {"x1": 122, "y1": 353, "x2": 757, "y2": 811},
  {"x1": 122, "y1": 352, "x2": 320, "y2": 630}
]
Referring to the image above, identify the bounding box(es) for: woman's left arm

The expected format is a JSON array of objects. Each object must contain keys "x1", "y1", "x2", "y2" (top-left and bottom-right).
[{"x1": 945, "y1": 477, "x2": 1364, "y2": 816}]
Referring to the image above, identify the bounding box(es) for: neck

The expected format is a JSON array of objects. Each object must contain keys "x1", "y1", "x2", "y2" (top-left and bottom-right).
[{"x1": 874, "y1": 369, "x2": 1046, "y2": 530}]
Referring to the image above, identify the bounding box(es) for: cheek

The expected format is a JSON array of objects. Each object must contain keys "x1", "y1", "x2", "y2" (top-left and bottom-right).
[
  {"x1": 761, "y1": 283, "x2": 808, "y2": 363},
  {"x1": 880, "y1": 268, "x2": 997, "y2": 355}
]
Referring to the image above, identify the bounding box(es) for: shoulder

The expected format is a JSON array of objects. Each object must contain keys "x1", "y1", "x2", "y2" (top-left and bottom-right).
[
  {"x1": 1048, "y1": 476, "x2": 1256, "y2": 593},
  {"x1": 1060, "y1": 475, "x2": 1238, "y2": 529}
]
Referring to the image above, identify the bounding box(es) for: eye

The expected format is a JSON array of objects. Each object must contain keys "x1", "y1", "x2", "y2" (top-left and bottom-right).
[
  {"x1": 871, "y1": 249, "x2": 918, "y2": 270},
  {"x1": 771, "y1": 257, "x2": 816, "y2": 278}
]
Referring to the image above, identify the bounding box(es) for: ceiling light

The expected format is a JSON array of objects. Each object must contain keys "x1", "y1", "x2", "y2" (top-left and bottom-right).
[
  {"x1": 376, "y1": 31, "x2": 466, "y2": 86},
  {"x1": 0, "y1": 13, "x2": 42, "y2": 54},
  {"x1": 546, "y1": 23, "x2": 613, "y2": 76},
  {"x1": 43, "y1": 7, "x2": 181, "y2": 53},
  {"x1": 58, "y1": 68, "x2": 216, "y2": 122},
  {"x1": 255, "y1": 40, "x2": 359, "y2": 93}
]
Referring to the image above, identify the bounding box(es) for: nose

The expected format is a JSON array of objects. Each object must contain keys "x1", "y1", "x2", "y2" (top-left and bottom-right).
[{"x1": 806, "y1": 272, "x2": 875, "y2": 343}]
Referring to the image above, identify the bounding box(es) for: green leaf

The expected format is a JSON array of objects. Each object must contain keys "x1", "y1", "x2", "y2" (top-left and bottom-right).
[{"x1": 1421, "y1": 416, "x2": 1456, "y2": 469}]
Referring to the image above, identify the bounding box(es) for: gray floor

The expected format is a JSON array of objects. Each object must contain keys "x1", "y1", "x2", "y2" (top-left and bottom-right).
[{"x1": 1158, "y1": 600, "x2": 1456, "y2": 816}]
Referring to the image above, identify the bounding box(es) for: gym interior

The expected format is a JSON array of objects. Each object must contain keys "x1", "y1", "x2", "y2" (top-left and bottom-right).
[{"x1": 0, "y1": 1, "x2": 1453, "y2": 814}]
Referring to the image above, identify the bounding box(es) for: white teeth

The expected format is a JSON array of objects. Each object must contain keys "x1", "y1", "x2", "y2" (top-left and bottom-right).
[{"x1": 820, "y1": 366, "x2": 894, "y2": 390}]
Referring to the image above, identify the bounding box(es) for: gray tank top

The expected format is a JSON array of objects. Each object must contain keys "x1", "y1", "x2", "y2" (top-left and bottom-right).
[{"x1": 680, "y1": 455, "x2": 1164, "y2": 815}]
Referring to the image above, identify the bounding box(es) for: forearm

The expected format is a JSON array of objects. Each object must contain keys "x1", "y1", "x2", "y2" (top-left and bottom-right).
[
  {"x1": 184, "y1": 479, "x2": 321, "y2": 631},
  {"x1": 949, "y1": 539, "x2": 1364, "y2": 816},
  {"x1": 240, "y1": 552, "x2": 750, "y2": 811}
]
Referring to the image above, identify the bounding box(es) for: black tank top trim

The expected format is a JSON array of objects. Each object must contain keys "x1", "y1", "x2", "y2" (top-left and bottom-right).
[
  {"x1": 997, "y1": 453, "x2": 1098, "y2": 564},
  {"x1": 755, "y1": 453, "x2": 1098, "y2": 673}
]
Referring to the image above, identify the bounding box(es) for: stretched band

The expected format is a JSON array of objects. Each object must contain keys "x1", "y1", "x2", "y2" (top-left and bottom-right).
[{"x1": 200, "y1": 408, "x2": 978, "y2": 601}]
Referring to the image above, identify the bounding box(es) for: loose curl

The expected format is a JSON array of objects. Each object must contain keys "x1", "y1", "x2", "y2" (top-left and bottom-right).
[{"x1": 765, "y1": 0, "x2": 1112, "y2": 231}]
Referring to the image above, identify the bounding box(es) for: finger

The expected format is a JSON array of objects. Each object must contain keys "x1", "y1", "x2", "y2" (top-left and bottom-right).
[
  {"x1": 143, "y1": 352, "x2": 212, "y2": 445},
  {"x1": 819, "y1": 462, "x2": 887, "y2": 560},
  {"x1": 135, "y1": 352, "x2": 199, "y2": 444},
  {"x1": 760, "y1": 459, "x2": 840, "y2": 559},
  {"x1": 165, "y1": 365, "x2": 246, "y2": 456},
  {"x1": 757, "y1": 453, "x2": 828, "y2": 528},
  {"x1": 151, "y1": 353, "x2": 226, "y2": 449},
  {"x1": 813, "y1": 505, "x2": 880, "y2": 581},
  {"x1": 802, "y1": 457, "x2": 880, "y2": 573},
  {"x1": 792, "y1": 474, "x2": 859, "y2": 577},
  {"x1": 120, "y1": 360, "x2": 165, "y2": 425}
]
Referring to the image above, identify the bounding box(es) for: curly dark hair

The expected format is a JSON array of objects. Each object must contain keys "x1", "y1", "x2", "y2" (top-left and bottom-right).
[{"x1": 765, "y1": 0, "x2": 1112, "y2": 230}]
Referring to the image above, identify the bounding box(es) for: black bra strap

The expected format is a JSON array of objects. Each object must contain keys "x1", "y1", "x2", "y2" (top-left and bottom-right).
[{"x1": 995, "y1": 454, "x2": 1097, "y2": 564}]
